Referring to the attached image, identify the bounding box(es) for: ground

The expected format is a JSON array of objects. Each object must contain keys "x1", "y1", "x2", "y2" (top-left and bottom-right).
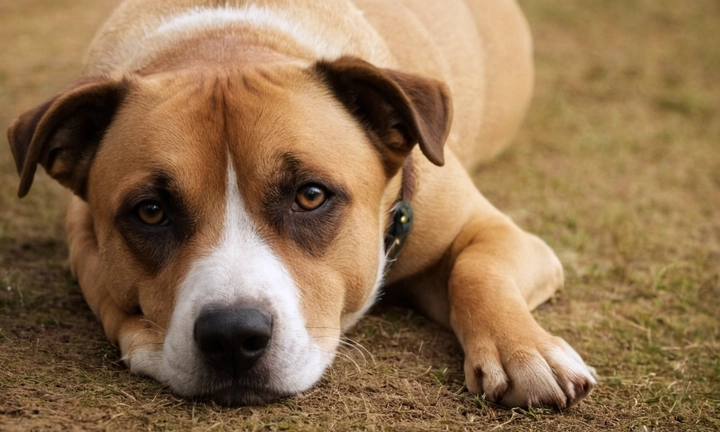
[{"x1": 1, "y1": 0, "x2": 718, "y2": 430}]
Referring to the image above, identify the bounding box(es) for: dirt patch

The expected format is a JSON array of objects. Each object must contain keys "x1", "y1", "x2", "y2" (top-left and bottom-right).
[{"x1": 1, "y1": 0, "x2": 719, "y2": 430}]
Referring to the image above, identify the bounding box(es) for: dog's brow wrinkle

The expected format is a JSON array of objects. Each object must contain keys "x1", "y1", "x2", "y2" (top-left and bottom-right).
[{"x1": 241, "y1": 74, "x2": 261, "y2": 95}]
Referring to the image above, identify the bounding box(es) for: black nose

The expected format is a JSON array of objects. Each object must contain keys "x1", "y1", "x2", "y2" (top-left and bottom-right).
[{"x1": 194, "y1": 306, "x2": 273, "y2": 373}]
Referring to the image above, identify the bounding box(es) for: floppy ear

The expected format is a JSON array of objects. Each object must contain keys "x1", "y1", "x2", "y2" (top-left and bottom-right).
[
  {"x1": 314, "y1": 56, "x2": 452, "y2": 172},
  {"x1": 7, "y1": 77, "x2": 130, "y2": 199}
]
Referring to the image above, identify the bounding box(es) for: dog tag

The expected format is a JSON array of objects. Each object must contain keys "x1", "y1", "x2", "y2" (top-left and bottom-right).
[{"x1": 384, "y1": 200, "x2": 413, "y2": 262}]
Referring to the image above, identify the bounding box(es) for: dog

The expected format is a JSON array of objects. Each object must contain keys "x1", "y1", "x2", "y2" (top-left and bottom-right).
[{"x1": 7, "y1": 0, "x2": 596, "y2": 408}]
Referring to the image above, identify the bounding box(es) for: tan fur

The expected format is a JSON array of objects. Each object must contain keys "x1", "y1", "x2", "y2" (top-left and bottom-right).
[{"x1": 7, "y1": 0, "x2": 595, "y2": 408}]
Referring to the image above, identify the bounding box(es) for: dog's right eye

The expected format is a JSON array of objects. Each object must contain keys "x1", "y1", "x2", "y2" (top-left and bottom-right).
[
  {"x1": 135, "y1": 201, "x2": 167, "y2": 226},
  {"x1": 293, "y1": 184, "x2": 328, "y2": 212}
]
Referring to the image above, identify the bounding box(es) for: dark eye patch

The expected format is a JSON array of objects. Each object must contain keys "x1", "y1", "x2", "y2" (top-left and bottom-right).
[
  {"x1": 114, "y1": 172, "x2": 196, "y2": 273},
  {"x1": 262, "y1": 153, "x2": 349, "y2": 257}
]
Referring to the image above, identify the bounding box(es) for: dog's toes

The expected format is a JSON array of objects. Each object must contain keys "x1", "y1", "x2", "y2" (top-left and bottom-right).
[
  {"x1": 463, "y1": 347, "x2": 509, "y2": 403},
  {"x1": 463, "y1": 335, "x2": 595, "y2": 409},
  {"x1": 543, "y1": 337, "x2": 596, "y2": 407},
  {"x1": 497, "y1": 349, "x2": 568, "y2": 409},
  {"x1": 500, "y1": 340, "x2": 595, "y2": 409}
]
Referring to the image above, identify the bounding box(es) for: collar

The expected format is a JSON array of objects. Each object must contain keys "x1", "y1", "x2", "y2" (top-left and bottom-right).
[{"x1": 384, "y1": 156, "x2": 415, "y2": 263}]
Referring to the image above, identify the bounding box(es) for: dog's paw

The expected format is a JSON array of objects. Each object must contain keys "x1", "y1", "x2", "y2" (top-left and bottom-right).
[{"x1": 463, "y1": 333, "x2": 596, "y2": 409}]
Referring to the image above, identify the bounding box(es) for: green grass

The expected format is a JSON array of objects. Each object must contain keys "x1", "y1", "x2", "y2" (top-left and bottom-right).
[{"x1": 1, "y1": 0, "x2": 719, "y2": 430}]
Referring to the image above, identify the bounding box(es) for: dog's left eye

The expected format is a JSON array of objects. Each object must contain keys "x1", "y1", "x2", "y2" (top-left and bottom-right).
[
  {"x1": 135, "y1": 201, "x2": 168, "y2": 226},
  {"x1": 293, "y1": 184, "x2": 328, "y2": 211}
]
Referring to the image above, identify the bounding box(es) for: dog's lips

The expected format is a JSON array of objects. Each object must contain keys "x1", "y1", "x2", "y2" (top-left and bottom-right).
[
  {"x1": 160, "y1": 343, "x2": 330, "y2": 406},
  {"x1": 160, "y1": 342, "x2": 300, "y2": 406},
  {"x1": 187, "y1": 375, "x2": 292, "y2": 406}
]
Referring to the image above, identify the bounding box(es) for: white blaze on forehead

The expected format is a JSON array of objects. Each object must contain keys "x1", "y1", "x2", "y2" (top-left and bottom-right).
[
  {"x1": 169, "y1": 163, "x2": 301, "y2": 314},
  {"x1": 158, "y1": 163, "x2": 333, "y2": 397}
]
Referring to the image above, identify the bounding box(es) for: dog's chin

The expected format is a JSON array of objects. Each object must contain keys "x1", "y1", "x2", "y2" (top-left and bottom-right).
[
  {"x1": 163, "y1": 359, "x2": 324, "y2": 407},
  {"x1": 190, "y1": 382, "x2": 291, "y2": 407},
  {"x1": 126, "y1": 349, "x2": 309, "y2": 406},
  {"x1": 165, "y1": 366, "x2": 295, "y2": 406}
]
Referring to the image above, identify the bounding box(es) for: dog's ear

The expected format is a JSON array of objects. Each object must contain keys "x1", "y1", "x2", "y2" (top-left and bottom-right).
[
  {"x1": 314, "y1": 56, "x2": 452, "y2": 172},
  {"x1": 7, "y1": 77, "x2": 130, "y2": 199}
]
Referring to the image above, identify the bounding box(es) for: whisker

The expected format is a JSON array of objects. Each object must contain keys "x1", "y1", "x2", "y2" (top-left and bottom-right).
[
  {"x1": 340, "y1": 337, "x2": 375, "y2": 365},
  {"x1": 309, "y1": 335, "x2": 375, "y2": 368},
  {"x1": 138, "y1": 318, "x2": 167, "y2": 332},
  {"x1": 333, "y1": 351, "x2": 363, "y2": 374},
  {"x1": 122, "y1": 327, "x2": 166, "y2": 357},
  {"x1": 124, "y1": 327, "x2": 165, "y2": 340},
  {"x1": 336, "y1": 339, "x2": 368, "y2": 365}
]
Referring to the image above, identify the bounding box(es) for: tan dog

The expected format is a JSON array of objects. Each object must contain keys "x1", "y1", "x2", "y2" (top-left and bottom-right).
[{"x1": 7, "y1": 0, "x2": 595, "y2": 408}]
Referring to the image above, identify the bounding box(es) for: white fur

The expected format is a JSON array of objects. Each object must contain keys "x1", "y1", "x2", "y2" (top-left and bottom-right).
[
  {"x1": 153, "y1": 5, "x2": 347, "y2": 60},
  {"x1": 149, "y1": 163, "x2": 333, "y2": 399},
  {"x1": 124, "y1": 348, "x2": 164, "y2": 379}
]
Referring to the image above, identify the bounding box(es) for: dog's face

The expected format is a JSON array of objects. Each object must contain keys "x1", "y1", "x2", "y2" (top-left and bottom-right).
[{"x1": 7, "y1": 57, "x2": 450, "y2": 404}]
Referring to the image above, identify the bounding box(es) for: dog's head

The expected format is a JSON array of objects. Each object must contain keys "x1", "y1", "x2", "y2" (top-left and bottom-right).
[{"x1": 7, "y1": 57, "x2": 451, "y2": 404}]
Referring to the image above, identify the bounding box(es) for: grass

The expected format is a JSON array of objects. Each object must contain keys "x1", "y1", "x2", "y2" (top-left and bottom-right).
[{"x1": 1, "y1": 0, "x2": 719, "y2": 430}]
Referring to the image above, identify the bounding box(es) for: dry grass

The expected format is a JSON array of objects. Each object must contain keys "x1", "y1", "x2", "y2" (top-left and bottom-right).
[{"x1": 1, "y1": 0, "x2": 719, "y2": 430}]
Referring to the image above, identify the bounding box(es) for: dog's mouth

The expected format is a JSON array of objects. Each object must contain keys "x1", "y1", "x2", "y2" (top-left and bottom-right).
[
  {"x1": 162, "y1": 345, "x2": 326, "y2": 406},
  {"x1": 161, "y1": 346, "x2": 299, "y2": 406},
  {"x1": 187, "y1": 377, "x2": 293, "y2": 406}
]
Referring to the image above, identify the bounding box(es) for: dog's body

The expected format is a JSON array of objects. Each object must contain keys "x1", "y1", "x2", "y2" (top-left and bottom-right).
[{"x1": 8, "y1": 0, "x2": 595, "y2": 408}]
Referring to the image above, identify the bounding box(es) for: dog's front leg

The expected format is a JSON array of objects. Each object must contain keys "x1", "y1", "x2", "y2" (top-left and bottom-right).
[
  {"x1": 445, "y1": 215, "x2": 595, "y2": 409},
  {"x1": 66, "y1": 196, "x2": 163, "y2": 372}
]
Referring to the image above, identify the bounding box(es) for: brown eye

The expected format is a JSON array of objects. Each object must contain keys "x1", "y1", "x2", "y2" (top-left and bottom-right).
[
  {"x1": 136, "y1": 201, "x2": 166, "y2": 225},
  {"x1": 294, "y1": 184, "x2": 327, "y2": 211}
]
